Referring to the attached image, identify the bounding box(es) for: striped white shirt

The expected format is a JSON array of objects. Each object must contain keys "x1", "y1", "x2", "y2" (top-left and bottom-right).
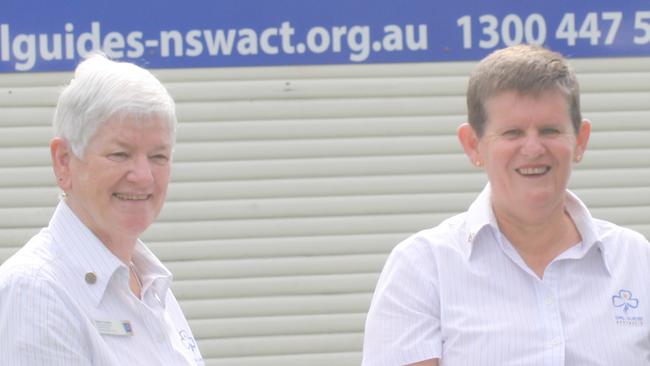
[
  {"x1": 362, "y1": 184, "x2": 650, "y2": 366},
  {"x1": 0, "y1": 201, "x2": 204, "y2": 366}
]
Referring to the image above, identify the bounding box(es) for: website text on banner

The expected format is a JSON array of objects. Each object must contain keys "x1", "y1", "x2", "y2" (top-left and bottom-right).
[{"x1": 0, "y1": 0, "x2": 648, "y2": 72}]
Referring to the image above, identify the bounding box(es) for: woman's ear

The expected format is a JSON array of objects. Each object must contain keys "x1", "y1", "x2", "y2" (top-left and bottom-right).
[
  {"x1": 574, "y1": 119, "x2": 591, "y2": 162},
  {"x1": 50, "y1": 137, "x2": 72, "y2": 191},
  {"x1": 457, "y1": 122, "x2": 482, "y2": 167}
]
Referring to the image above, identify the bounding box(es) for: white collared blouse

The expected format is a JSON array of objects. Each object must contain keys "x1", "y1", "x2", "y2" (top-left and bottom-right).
[
  {"x1": 0, "y1": 201, "x2": 204, "y2": 366},
  {"x1": 362, "y1": 184, "x2": 650, "y2": 366}
]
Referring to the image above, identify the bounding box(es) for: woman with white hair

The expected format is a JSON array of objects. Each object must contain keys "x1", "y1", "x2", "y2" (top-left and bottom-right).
[{"x1": 0, "y1": 54, "x2": 204, "y2": 365}]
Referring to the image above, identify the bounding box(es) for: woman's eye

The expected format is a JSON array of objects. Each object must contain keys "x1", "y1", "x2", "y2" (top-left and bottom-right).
[
  {"x1": 150, "y1": 154, "x2": 169, "y2": 164},
  {"x1": 108, "y1": 152, "x2": 129, "y2": 161},
  {"x1": 541, "y1": 128, "x2": 561, "y2": 135},
  {"x1": 503, "y1": 129, "x2": 522, "y2": 137}
]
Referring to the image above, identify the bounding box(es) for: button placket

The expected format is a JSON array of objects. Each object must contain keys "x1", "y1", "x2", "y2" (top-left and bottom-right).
[{"x1": 540, "y1": 268, "x2": 564, "y2": 357}]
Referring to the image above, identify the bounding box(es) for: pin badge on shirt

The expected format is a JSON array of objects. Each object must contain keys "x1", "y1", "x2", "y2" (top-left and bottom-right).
[
  {"x1": 85, "y1": 272, "x2": 97, "y2": 284},
  {"x1": 94, "y1": 320, "x2": 134, "y2": 336}
]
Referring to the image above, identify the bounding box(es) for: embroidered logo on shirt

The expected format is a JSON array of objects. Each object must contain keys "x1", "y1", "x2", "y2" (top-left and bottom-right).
[
  {"x1": 612, "y1": 289, "x2": 643, "y2": 327},
  {"x1": 179, "y1": 329, "x2": 198, "y2": 353},
  {"x1": 613, "y1": 289, "x2": 638, "y2": 313},
  {"x1": 179, "y1": 329, "x2": 204, "y2": 364}
]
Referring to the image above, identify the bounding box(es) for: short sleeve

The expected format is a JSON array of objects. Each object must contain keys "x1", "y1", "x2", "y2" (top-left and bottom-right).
[
  {"x1": 0, "y1": 273, "x2": 91, "y2": 366},
  {"x1": 362, "y1": 237, "x2": 441, "y2": 366}
]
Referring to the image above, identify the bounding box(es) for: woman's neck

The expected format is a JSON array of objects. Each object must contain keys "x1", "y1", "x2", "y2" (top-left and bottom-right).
[{"x1": 495, "y1": 205, "x2": 581, "y2": 278}]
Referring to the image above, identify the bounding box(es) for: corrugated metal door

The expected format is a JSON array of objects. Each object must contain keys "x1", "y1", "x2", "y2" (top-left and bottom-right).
[{"x1": 0, "y1": 57, "x2": 649, "y2": 365}]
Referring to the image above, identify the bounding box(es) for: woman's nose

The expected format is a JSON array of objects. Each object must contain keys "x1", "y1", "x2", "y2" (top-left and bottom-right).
[
  {"x1": 520, "y1": 134, "x2": 546, "y2": 158},
  {"x1": 126, "y1": 155, "x2": 154, "y2": 184}
]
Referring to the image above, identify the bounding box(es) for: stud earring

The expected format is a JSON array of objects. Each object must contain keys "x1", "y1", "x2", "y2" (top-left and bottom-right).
[
  {"x1": 575, "y1": 154, "x2": 582, "y2": 162},
  {"x1": 474, "y1": 160, "x2": 482, "y2": 167}
]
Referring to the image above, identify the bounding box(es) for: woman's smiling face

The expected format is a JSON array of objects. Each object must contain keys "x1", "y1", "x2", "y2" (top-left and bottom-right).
[
  {"x1": 471, "y1": 90, "x2": 590, "y2": 223},
  {"x1": 62, "y1": 116, "x2": 173, "y2": 245}
]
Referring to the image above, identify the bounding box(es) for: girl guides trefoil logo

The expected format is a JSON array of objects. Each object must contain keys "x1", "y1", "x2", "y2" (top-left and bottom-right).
[{"x1": 612, "y1": 289, "x2": 643, "y2": 327}]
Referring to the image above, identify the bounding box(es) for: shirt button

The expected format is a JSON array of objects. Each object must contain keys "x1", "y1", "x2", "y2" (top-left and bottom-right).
[
  {"x1": 156, "y1": 328, "x2": 168, "y2": 343},
  {"x1": 544, "y1": 296, "x2": 554, "y2": 305},
  {"x1": 548, "y1": 337, "x2": 562, "y2": 348}
]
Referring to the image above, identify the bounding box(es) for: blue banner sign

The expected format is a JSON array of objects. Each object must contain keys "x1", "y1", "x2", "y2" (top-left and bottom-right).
[{"x1": 1, "y1": 1, "x2": 649, "y2": 72}]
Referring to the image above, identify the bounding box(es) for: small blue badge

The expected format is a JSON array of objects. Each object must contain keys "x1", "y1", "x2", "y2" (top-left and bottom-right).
[
  {"x1": 122, "y1": 321, "x2": 133, "y2": 334},
  {"x1": 612, "y1": 289, "x2": 639, "y2": 313}
]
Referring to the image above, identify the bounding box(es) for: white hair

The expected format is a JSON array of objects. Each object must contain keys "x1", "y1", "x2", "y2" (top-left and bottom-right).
[{"x1": 52, "y1": 54, "x2": 177, "y2": 157}]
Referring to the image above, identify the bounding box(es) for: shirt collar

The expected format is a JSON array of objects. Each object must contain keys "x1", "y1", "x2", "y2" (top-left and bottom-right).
[
  {"x1": 563, "y1": 189, "x2": 612, "y2": 275},
  {"x1": 132, "y1": 239, "x2": 173, "y2": 303},
  {"x1": 462, "y1": 183, "x2": 499, "y2": 260},
  {"x1": 48, "y1": 200, "x2": 172, "y2": 306},
  {"x1": 462, "y1": 184, "x2": 611, "y2": 275}
]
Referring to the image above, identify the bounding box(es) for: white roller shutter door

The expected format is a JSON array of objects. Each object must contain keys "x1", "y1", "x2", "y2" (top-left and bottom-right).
[{"x1": 0, "y1": 57, "x2": 648, "y2": 365}]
